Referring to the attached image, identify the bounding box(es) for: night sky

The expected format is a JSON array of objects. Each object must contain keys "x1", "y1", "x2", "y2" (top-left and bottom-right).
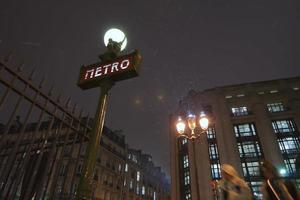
[{"x1": 0, "y1": 0, "x2": 299, "y2": 178}]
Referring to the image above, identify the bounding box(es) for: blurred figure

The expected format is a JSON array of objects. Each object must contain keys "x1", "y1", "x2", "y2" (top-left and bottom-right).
[
  {"x1": 260, "y1": 160, "x2": 296, "y2": 200},
  {"x1": 218, "y1": 164, "x2": 252, "y2": 200}
]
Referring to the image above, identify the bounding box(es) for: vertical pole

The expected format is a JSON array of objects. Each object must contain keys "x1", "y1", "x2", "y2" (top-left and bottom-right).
[
  {"x1": 76, "y1": 80, "x2": 113, "y2": 199},
  {"x1": 192, "y1": 138, "x2": 201, "y2": 200}
]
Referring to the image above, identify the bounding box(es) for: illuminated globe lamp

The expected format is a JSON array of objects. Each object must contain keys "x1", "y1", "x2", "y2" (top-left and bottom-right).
[
  {"x1": 102, "y1": 28, "x2": 127, "y2": 57},
  {"x1": 176, "y1": 111, "x2": 210, "y2": 139}
]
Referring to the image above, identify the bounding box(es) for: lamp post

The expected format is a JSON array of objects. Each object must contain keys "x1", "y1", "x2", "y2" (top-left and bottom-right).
[
  {"x1": 175, "y1": 112, "x2": 209, "y2": 200},
  {"x1": 76, "y1": 28, "x2": 141, "y2": 199}
]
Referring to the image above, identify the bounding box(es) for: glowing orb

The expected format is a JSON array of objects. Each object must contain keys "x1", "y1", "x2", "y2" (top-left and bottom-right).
[{"x1": 104, "y1": 28, "x2": 127, "y2": 51}]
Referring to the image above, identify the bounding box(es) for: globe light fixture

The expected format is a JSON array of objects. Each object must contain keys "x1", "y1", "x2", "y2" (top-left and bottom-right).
[
  {"x1": 104, "y1": 28, "x2": 127, "y2": 51},
  {"x1": 199, "y1": 112, "x2": 209, "y2": 130},
  {"x1": 176, "y1": 117, "x2": 186, "y2": 135},
  {"x1": 175, "y1": 112, "x2": 209, "y2": 138}
]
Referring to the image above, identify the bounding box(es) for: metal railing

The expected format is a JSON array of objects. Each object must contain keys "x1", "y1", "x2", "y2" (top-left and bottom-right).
[{"x1": 0, "y1": 55, "x2": 91, "y2": 200}]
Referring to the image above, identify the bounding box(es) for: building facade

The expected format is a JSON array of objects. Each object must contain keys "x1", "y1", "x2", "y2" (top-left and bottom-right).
[
  {"x1": 170, "y1": 77, "x2": 300, "y2": 200},
  {"x1": 0, "y1": 122, "x2": 170, "y2": 200}
]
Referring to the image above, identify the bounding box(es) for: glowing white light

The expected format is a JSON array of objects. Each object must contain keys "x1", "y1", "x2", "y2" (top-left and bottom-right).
[
  {"x1": 176, "y1": 117, "x2": 186, "y2": 135},
  {"x1": 104, "y1": 28, "x2": 127, "y2": 51},
  {"x1": 199, "y1": 112, "x2": 209, "y2": 130},
  {"x1": 279, "y1": 168, "x2": 287, "y2": 176}
]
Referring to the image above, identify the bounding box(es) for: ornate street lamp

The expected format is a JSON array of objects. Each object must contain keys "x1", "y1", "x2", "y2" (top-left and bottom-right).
[
  {"x1": 176, "y1": 111, "x2": 209, "y2": 138},
  {"x1": 175, "y1": 111, "x2": 209, "y2": 200}
]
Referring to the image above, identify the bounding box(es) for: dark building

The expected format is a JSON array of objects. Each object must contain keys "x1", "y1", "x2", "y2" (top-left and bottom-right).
[{"x1": 170, "y1": 77, "x2": 300, "y2": 200}]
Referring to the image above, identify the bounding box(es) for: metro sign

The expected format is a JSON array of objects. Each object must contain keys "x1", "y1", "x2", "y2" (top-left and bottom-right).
[{"x1": 77, "y1": 50, "x2": 141, "y2": 90}]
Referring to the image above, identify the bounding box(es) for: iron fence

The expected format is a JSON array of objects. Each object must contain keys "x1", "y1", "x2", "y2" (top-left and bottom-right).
[{"x1": 0, "y1": 55, "x2": 92, "y2": 200}]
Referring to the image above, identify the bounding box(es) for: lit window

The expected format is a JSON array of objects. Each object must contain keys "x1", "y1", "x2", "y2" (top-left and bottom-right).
[
  {"x1": 125, "y1": 163, "x2": 128, "y2": 172},
  {"x1": 225, "y1": 95, "x2": 233, "y2": 99},
  {"x1": 184, "y1": 171, "x2": 190, "y2": 185},
  {"x1": 132, "y1": 155, "x2": 138, "y2": 163},
  {"x1": 231, "y1": 106, "x2": 248, "y2": 116},
  {"x1": 153, "y1": 191, "x2": 157, "y2": 200},
  {"x1": 284, "y1": 158, "x2": 297, "y2": 174},
  {"x1": 267, "y1": 102, "x2": 284, "y2": 112},
  {"x1": 270, "y1": 90, "x2": 278, "y2": 94},
  {"x1": 238, "y1": 141, "x2": 262, "y2": 157},
  {"x1": 250, "y1": 181, "x2": 263, "y2": 197},
  {"x1": 209, "y1": 144, "x2": 219, "y2": 159},
  {"x1": 137, "y1": 171, "x2": 140, "y2": 181},
  {"x1": 142, "y1": 186, "x2": 145, "y2": 195},
  {"x1": 136, "y1": 183, "x2": 139, "y2": 194},
  {"x1": 123, "y1": 179, "x2": 126, "y2": 186},
  {"x1": 118, "y1": 164, "x2": 122, "y2": 171},
  {"x1": 185, "y1": 192, "x2": 191, "y2": 200},
  {"x1": 278, "y1": 137, "x2": 299, "y2": 154},
  {"x1": 234, "y1": 123, "x2": 256, "y2": 137},
  {"x1": 293, "y1": 87, "x2": 299, "y2": 91},
  {"x1": 272, "y1": 120, "x2": 296, "y2": 134},
  {"x1": 129, "y1": 180, "x2": 133, "y2": 189},
  {"x1": 258, "y1": 91, "x2": 265, "y2": 95},
  {"x1": 237, "y1": 94, "x2": 245, "y2": 97},
  {"x1": 183, "y1": 155, "x2": 189, "y2": 168},
  {"x1": 207, "y1": 127, "x2": 216, "y2": 139},
  {"x1": 242, "y1": 162, "x2": 260, "y2": 177},
  {"x1": 182, "y1": 138, "x2": 188, "y2": 145},
  {"x1": 211, "y1": 163, "x2": 221, "y2": 179}
]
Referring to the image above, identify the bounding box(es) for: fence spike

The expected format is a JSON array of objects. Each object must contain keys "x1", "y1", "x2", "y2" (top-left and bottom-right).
[
  {"x1": 28, "y1": 68, "x2": 36, "y2": 81},
  {"x1": 56, "y1": 93, "x2": 61, "y2": 102},
  {"x1": 72, "y1": 103, "x2": 77, "y2": 114},
  {"x1": 65, "y1": 97, "x2": 71, "y2": 108},
  {"x1": 39, "y1": 75, "x2": 46, "y2": 89},
  {"x1": 48, "y1": 84, "x2": 54, "y2": 96},
  {"x1": 17, "y1": 62, "x2": 25, "y2": 72}
]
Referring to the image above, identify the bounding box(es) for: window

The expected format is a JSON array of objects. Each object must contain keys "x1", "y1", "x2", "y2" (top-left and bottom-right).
[
  {"x1": 267, "y1": 102, "x2": 284, "y2": 113},
  {"x1": 284, "y1": 158, "x2": 297, "y2": 174},
  {"x1": 136, "y1": 183, "x2": 139, "y2": 195},
  {"x1": 278, "y1": 137, "x2": 299, "y2": 154},
  {"x1": 182, "y1": 138, "x2": 188, "y2": 145},
  {"x1": 209, "y1": 144, "x2": 219, "y2": 159},
  {"x1": 184, "y1": 171, "x2": 190, "y2": 185},
  {"x1": 231, "y1": 106, "x2": 248, "y2": 116},
  {"x1": 125, "y1": 163, "x2": 128, "y2": 172},
  {"x1": 238, "y1": 141, "x2": 262, "y2": 157},
  {"x1": 272, "y1": 120, "x2": 296, "y2": 134},
  {"x1": 207, "y1": 126, "x2": 221, "y2": 180},
  {"x1": 137, "y1": 171, "x2": 140, "y2": 181},
  {"x1": 183, "y1": 155, "x2": 189, "y2": 168},
  {"x1": 234, "y1": 122, "x2": 263, "y2": 197},
  {"x1": 142, "y1": 186, "x2": 145, "y2": 195},
  {"x1": 207, "y1": 127, "x2": 216, "y2": 139},
  {"x1": 250, "y1": 181, "x2": 263, "y2": 199},
  {"x1": 185, "y1": 191, "x2": 192, "y2": 200},
  {"x1": 272, "y1": 119, "x2": 300, "y2": 175},
  {"x1": 242, "y1": 162, "x2": 260, "y2": 177},
  {"x1": 211, "y1": 163, "x2": 221, "y2": 179},
  {"x1": 234, "y1": 123, "x2": 256, "y2": 137},
  {"x1": 270, "y1": 90, "x2": 278, "y2": 94}
]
